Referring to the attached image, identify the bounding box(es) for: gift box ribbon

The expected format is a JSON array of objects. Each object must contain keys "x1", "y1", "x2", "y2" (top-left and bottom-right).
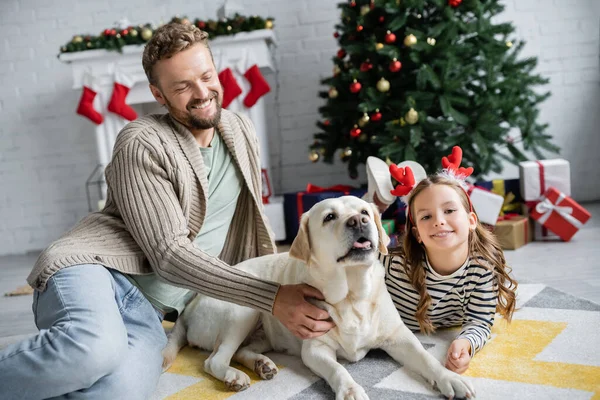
[
  {"x1": 535, "y1": 192, "x2": 583, "y2": 229},
  {"x1": 297, "y1": 184, "x2": 355, "y2": 220}
]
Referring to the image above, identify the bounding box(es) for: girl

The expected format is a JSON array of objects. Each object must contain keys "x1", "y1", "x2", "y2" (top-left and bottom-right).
[{"x1": 366, "y1": 147, "x2": 518, "y2": 374}]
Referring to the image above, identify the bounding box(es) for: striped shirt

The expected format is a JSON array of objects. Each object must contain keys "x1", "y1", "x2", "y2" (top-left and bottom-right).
[{"x1": 380, "y1": 253, "x2": 498, "y2": 355}]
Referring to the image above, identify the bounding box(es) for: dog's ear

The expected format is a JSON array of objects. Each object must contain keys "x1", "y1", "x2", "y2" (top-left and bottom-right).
[
  {"x1": 289, "y1": 213, "x2": 312, "y2": 264},
  {"x1": 370, "y1": 203, "x2": 390, "y2": 255}
]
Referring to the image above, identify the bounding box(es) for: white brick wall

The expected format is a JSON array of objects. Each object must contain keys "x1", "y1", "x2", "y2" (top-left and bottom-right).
[{"x1": 0, "y1": 0, "x2": 598, "y2": 255}]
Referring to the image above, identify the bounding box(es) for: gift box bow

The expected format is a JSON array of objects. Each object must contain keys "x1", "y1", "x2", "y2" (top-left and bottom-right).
[{"x1": 534, "y1": 195, "x2": 583, "y2": 229}]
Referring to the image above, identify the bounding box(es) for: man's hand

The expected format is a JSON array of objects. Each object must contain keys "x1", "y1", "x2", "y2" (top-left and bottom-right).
[
  {"x1": 445, "y1": 339, "x2": 472, "y2": 374},
  {"x1": 272, "y1": 284, "x2": 335, "y2": 340}
]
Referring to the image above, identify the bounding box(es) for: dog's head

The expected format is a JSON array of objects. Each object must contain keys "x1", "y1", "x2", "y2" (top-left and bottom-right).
[{"x1": 289, "y1": 196, "x2": 390, "y2": 267}]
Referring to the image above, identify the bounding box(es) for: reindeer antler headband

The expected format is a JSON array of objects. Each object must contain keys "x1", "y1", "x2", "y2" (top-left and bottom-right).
[{"x1": 388, "y1": 146, "x2": 474, "y2": 224}]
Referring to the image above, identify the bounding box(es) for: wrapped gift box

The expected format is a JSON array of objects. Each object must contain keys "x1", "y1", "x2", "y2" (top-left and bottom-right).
[
  {"x1": 493, "y1": 215, "x2": 531, "y2": 250},
  {"x1": 381, "y1": 219, "x2": 396, "y2": 235},
  {"x1": 283, "y1": 184, "x2": 367, "y2": 242},
  {"x1": 529, "y1": 187, "x2": 591, "y2": 242},
  {"x1": 468, "y1": 185, "x2": 504, "y2": 226},
  {"x1": 519, "y1": 159, "x2": 570, "y2": 202},
  {"x1": 382, "y1": 198, "x2": 407, "y2": 228},
  {"x1": 475, "y1": 178, "x2": 522, "y2": 215}
]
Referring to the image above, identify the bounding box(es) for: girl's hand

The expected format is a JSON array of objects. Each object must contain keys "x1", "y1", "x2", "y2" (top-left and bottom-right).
[{"x1": 445, "y1": 339, "x2": 472, "y2": 374}]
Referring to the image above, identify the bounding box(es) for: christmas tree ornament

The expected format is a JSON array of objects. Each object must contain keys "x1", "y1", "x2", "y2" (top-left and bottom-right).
[
  {"x1": 427, "y1": 37, "x2": 436, "y2": 46},
  {"x1": 309, "y1": 150, "x2": 320, "y2": 163},
  {"x1": 356, "y1": 25, "x2": 364, "y2": 32},
  {"x1": 141, "y1": 28, "x2": 153, "y2": 40},
  {"x1": 218, "y1": 68, "x2": 242, "y2": 108},
  {"x1": 197, "y1": 21, "x2": 206, "y2": 29},
  {"x1": 86, "y1": 42, "x2": 93, "y2": 48},
  {"x1": 265, "y1": 19, "x2": 274, "y2": 29},
  {"x1": 360, "y1": 5, "x2": 370, "y2": 15},
  {"x1": 227, "y1": 25, "x2": 232, "y2": 31},
  {"x1": 333, "y1": 65, "x2": 341, "y2": 75},
  {"x1": 371, "y1": 109, "x2": 382, "y2": 121},
  {"x1": 323, "y1": 119, "x2": 331, "y2": 126},
  {"x1": 350, "y1": 80, "x2": 362, "y2": 93},
  {"x1": 350, "y1": 0, "x2": 357, "y2": 7},
  {"x1": 379, "y1": 16, "x2": 385, "y2": 23},
  {"x1": 107, "y1": 69, "x2": 138, "y2": 121},
  {"x1": 328, "y1": 87, "x2": 339, "y2": 98},
  {"x1": 358, "y1": 113, "x2": 370, "y2": 127},
  {"x1": 506, "y1": 41, "x2": 513, "y2": 48},
  {"x1": 400, "y1": 117, "x2": 406, "y2": 126},
  {"x1": 181, "y1": 18, "x2": 190, "y2": 25},
  {"x1": 370, "y1": 135, "x2": 378, "y2": 143},
  {"x1": 358, "y1": 133, "x2": 368, "y2": 143},
  {"x1": 405, "y1": 108, "x2": 419, "y2": 124},
  {"x1": 243, "y1": 64, "x2": 271, "y2": 107},
  {"x1": 340, "y1": 147, "x2": 352, "y2": 161},
  {"x1": 375, "y1": 42, "x2": 384, "y2": 50},
  {"x1": 404, "y1": 34, "x2": 417, "y2": 46},
  {"x1": 360, "y1": 61, "x2": 373, "y2": 72},
  {"x1": 376, "y1": 77, "x2": 390, "y2": 92},
  {"x1": 385, "y1": 31, "x2": 396, "y2": 44},
  {"x1": 72, "y1": 36, "x2": 83, "y2": 43},
  {"x1": 417, "y1": 14, "x2": 422, "y2": 18},
  {"x1": 389, "y1": 59, "x2": 402, "y2": 72},
  {"x1": 370, "y1": 0, "x2": 375, "y2": 9},
  {"x1": 350, "y1": 125, "x2": 362, "y2": 137},
  {"x1": 129, "y1": 28, "x2": 138, "y2": 37},
  {"x1": 334, "y1": 31, "x2": 340, "y2": 38},
  {"x1": 448, "y1": 0, "x2": 462, "y2": 7},
  {"x1": 76, "y1": 73, "x2": 104, "y2": 125},
  {"x1": 337, "y1": 49, "x2": 346, "y2": 59}
]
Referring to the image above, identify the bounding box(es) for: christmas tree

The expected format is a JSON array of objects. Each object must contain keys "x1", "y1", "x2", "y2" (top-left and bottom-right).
[{"x1": 310, "y1": 0, "x2": 557, "y2": 179}]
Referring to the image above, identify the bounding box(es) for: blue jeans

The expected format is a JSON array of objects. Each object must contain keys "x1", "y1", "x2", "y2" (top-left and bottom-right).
[{"x1": 0, "y1": 264, "x2": 167, "y2": 400}]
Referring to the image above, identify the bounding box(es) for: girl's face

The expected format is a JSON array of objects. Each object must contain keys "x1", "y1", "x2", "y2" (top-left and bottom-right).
[{"x1": 411, "y1": 184, "x2": 477, "y2": 253}]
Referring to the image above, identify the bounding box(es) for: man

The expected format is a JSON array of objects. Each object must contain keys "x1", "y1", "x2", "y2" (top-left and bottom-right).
[{"x1": 0, "y1": 23, "x2": 334, "y2": 399}]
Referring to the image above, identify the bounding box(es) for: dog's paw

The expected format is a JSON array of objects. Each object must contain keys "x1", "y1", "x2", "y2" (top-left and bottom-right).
[
  {"x1": 254, "y1": 357, "x2": 278, "y2": 380},
  {"x1": 336, "y1": 383, "x2": 369, "y2": 400},
  {"x1": 435, "y1": 372, "x2": 476, "y2": 399},
  {"x1": 161, "y1": 347, "x2": 177, "y2": 372},
  {"x1": 224, "y1": 368, "x2": 251, "y2": 392}
]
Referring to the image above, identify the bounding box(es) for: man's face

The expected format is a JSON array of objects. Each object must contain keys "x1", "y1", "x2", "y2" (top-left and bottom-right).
[{"x1": 149, "y1": 43, "x2": 223, "y2": 130}]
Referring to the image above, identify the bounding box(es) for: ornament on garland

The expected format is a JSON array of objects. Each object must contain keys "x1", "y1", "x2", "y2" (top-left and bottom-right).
[
  {"x1": 405, "y1": 108, "x2": 419, "y2": 125},
  {"x1": 328, "y1": 87, "x2": 339, "y2": 98},
  {"x1": 349, "y1": 80, "x2": 362, "y2": 93},
  {"x1": 265, "y1": 19, "x2": 274, "y2": 29},
  {"x1": 385, "y1": 31, "x2": 396, "y2": 44},
  {"x1": 360, "y1": 61, "x2": 373, "y2": 72},
  {"x1": 389, "y1": 58, "x2": 402, "y2": 72},
  {"x1": 427, "y1": 37, "x2": 436, "y2": 46},
  {"x1": 72, "y1": 36, "x2": 83, "y2": 43},
  {"x1": 350, "y1": 0, "x2": 357, "y2": 7},
  {"x1": 141, "y1": 28, "x2": 153, "y2": 41},
  {"x1": 404, "y1": 34, "x2": 417, "y2": 47},
  {"x1": 340, "y1": 147, "x2": 352, "y2": 162},
  {"x1": 448, "y1": 0, "x2": 462, "y2": 7},
  {"x1": 350, "y1": 125, "x2": 362, "y2": 138},
  {"x1": 376, "y1": 77, "x2": 390, "y2": 92},
  {"x1": 309, "y1": 150, "x2": 320, "y2": 163},
  {"x1": 371, "y1": 109, "x2": 382, "y2": 121}
]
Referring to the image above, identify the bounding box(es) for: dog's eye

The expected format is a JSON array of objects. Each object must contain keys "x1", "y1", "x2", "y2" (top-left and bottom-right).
[
  {"x1": 323, "y1": 213, "x2": 336, "y2": 223},
  {"x1": 361, "y1": 209, "x2": 369, "y2": 216}
]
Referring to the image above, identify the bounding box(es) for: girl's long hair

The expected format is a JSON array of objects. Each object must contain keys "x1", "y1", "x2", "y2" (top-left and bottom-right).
[{"x1": 394, "y1": 174, "x2": 518, "y2": 334}]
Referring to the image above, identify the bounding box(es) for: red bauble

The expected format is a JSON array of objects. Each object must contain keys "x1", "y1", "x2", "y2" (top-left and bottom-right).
[
  {"x1": 122, "y1": 29, "x2": 129, "y2": 36},
  {"x1": 110, "y1": 29, "x2": 117, "y2": 35},
  {"x1": 389, "y1": 60, "x2": 402, "y2": 72},
  {"x1": 370, "y1": 1, "x2": 375, "y2": 9},
  {"x1": 385, "y1": 31, "x2": 396, "y2": 44},
  {"x1": 334, "y1": 31, "x2": 340, "y2": 38},
  {"x1": 323, "y1": 119, "x2": 331, "y2": 126},
  {"x1": 448, "y1": 0, "x2": 462, "y2": 6},
  {"x1": 360, "y1": 61, "x2": 373, "y2": 72},
  {"x1": 371, "y1": 111, "x2": 382, "y2": 121},
  {"x1": 197, "y1": 21, "x2": 206, "y2": 29},
  {"x1": 350, "y1": 0, "x2": 357, "y2": 6},
  {"x1": 379, "y1": 16, "x2": 385, "y2": 23},
  {"x1": 350, "y1": 127, "x2": 361, "y2": 137},
  {"x1": 356, "y1": 25, "x2": 364, "y2": 32},
  {"x1": 337, "y1": 49, "x2": 346, "y2": 59},
  {"x1": 350, "y1": 81, "x2": 362, "y2": 93},
  {"x1": 104, "y1": 29, "x2": 112, "y2": 35}
]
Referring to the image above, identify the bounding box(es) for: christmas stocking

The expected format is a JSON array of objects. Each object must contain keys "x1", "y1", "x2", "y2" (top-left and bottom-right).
[
  {"x1": 76, "y1": 73, "x2": 103, "y2": 125},
  {"x1": 243, "y1": 64, "x2": 271, "y2": 108},
  {"x1": 107, "y1": 69, "x2": 137, "y2": 121},
  {"x1": 218, "y1": 68, "x2": 242, "y2": 109}
]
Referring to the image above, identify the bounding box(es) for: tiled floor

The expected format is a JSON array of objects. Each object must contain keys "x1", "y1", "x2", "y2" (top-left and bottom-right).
[{"x1": 1, "y1": 203, "x2": 598, "y2": 341}]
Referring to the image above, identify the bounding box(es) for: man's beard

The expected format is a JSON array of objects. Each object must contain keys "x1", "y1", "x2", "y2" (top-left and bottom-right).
[{"x1": 164, "y1": 92, "x2": 222, "y2": 130}]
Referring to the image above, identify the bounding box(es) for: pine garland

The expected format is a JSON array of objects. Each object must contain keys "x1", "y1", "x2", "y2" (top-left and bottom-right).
[{"x1": 59, "y1": 14, "x2": 274, "y2": 54}]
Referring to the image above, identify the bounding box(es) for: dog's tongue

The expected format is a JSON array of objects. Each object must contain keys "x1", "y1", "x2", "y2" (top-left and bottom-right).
[{"x1": 353, "y1": 240, "x2": 371, "y2": 249}]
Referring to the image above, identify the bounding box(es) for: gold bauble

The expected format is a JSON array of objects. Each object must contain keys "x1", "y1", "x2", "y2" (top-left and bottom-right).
[
  {"x1": 358, "y1": 133, "x2": 368, "y2": 143},
  {"x1": 506, "y1": 41, "x2": 513, "y2": 48},
  {"x1": 227, "y1": 25, "x2": 232, "y2": 31},
  {"x1": 376, "y1": 77, "x2": 390, "y2": 92},
  {"x1": 357, "y1": 113, "x2": 369, "y2": 127},
  {"x1": 405, "y1": 108, "x2": 419, "y2": 125},
  {"x1": 340, "y1": 147, "x2": 352, "y2": 161},
  {"x1": 328, "y1": 87, "x2": 339, "y2": 98},
  {"x1": 129, "y1": 28, "x2": 138, "y2": 37},
  {"x1": 265, "y1": 20, "x2": 274, "y2": 29},
  {"x1": 309, "y1": 150, "x2": 320, "y2": 163},
  {"x1": 86, "y1": 42, "x2": 93, "y2": 48},
  {"x1": 404, "y1": 34, "x2": 417, "y2": 47},
  {"x1": 141, "y1": 28, "x2": 153, "y2": 41},
  {"x1": 333, "y1": 65, "x2": 341, "y2": 75},
  {"x1": 360, "y1": 5, "x2": 370, "y2": 16},
  {"x1": 72, "y1": 35, "x2": 83, "y2": 43},
  {"x1": 181, "y1": 18, "x2": 191, "y2": 25},
  {"x1": 427, "y1": 37, "x2": 436, "y2": 46},
  {"x1": 370, "y1": 135, "x2": 378, "y2": 143},
  {"x1": 400, "y1": 117, "x2": 407, "y2": 126},
  {"x1": 375, "y1": 42, "x2": 384, "y2": 50}
]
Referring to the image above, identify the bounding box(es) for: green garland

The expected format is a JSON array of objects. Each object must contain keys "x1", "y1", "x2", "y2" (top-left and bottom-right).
[{"x1": 59, "y1": 14, "x2": 274, "y2": 54}]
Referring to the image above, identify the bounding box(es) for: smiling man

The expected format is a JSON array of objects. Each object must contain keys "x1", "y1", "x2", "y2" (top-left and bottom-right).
[{"x1": 0, "y1": 23, "x2": 334, "y2": 399}]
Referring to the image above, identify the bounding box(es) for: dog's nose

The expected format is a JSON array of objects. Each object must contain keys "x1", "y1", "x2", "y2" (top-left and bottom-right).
[{"x1": 346, "y1": 214, "x2": 369, "y2": 229}]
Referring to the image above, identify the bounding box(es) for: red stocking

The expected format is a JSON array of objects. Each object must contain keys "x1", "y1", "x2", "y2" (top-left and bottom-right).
[
  {"x1": 107, "y1": 70, "x2": 137, "y2": 121},
  {"x1": 218, "y1": 68, "x2": 242, "y2": 109},
  {"x1": 243, "y1": 64, "x2": 271, "y2": 108},
  {"x1": 76, "y1": 86, "x2": 104, "y2": 125}
]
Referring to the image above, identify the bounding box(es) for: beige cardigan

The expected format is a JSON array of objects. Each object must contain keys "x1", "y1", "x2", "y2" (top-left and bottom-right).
[{"x1": 28, "y1": 110, "x2": 280, "y2": 313}]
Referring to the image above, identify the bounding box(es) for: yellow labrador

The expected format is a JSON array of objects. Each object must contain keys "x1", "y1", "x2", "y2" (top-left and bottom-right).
[{"x1": 162, "y1": 196, "x2": 475, "y2": 399}]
